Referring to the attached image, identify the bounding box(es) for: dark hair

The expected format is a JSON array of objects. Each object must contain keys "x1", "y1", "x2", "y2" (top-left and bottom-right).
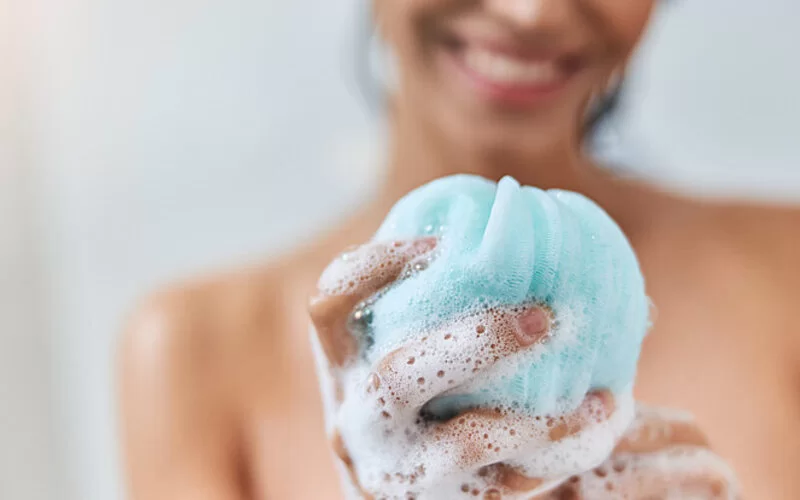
[
  {"x1": 354, "y1": 8, "x2": 623, "y2": 142},
  {"x1": 584, "y1": 85, "x2": 624, "y2": 141}
]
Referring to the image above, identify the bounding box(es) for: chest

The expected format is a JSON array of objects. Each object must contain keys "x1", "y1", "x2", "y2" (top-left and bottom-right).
[
  {"x1": 246, "y1": 337, "x2": 345, "y2": 500},
  {"x1": 248, "y1": 407, "x2": 343, "y2": 499},
  {"x1": 633, "y1": 237, "x2": 800, "y2": 497}
]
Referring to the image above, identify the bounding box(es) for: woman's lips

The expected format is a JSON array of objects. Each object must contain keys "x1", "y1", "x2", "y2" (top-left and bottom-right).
[{"x1": 445, "y1": 44, "x2": 580, "y2": 106}]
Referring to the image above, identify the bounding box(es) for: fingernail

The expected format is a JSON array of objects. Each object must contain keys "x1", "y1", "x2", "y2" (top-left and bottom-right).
[
  {"x1": 586, "y1": 390, "x2": 615, "y2": 419},
  {"x1": 411, "y1": 237, "x2": 437, "y2": 252},
  {"x1": 366, "y1": 372, "x2": 381, "y2": 393},
  {"x1": 515, "y1": 308, "x2": 551, "y2": 347}
]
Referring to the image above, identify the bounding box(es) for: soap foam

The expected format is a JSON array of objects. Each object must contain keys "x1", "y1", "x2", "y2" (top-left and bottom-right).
[
  {"x1": 309, "y1": 175, "x2": 671, "y2": 498},
  {"x1": 321, "y1": 175, "x2": 649, "y2": 419},
  {"x1": 313, "y1": 325, "x2": 637, "y2": 499},
  {"x1": 571, "y1": 446, "x2": 740, "y2": 499}
]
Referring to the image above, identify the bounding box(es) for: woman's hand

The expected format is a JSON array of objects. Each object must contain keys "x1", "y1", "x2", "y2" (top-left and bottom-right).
[
  {"x1": 309, "y1": 239, "x2": 738, "y2": 499},
  {"x1": 537, "y1": 407, "x2": 739, "y2": 499}
]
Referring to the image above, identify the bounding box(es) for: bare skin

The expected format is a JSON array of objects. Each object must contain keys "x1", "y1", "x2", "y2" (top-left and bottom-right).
[
  {"x1": 118, "y1": 0, "x2": 800, "y2": 498},
  {"x1": 119, "y1": 186, "x2": 800, "y2": 499}
]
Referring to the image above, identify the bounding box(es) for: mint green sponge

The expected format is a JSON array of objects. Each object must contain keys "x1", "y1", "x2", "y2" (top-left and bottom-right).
[{"x1": 364, "y1": 175, "x2": 649, "y2": 418}]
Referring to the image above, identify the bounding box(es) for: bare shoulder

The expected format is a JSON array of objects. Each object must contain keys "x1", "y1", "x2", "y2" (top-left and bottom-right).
[
  {"x1": 714, "y1": 202, "x2": 800, "y2": 283},
  {"x1": 709, "y1": 202, "x2": 800, "y2": 349},
  {"x1": 647, "y1": 198, "x2": 800, "y2": 355},
  {"x1": 116, "y1": 219, "x2": 361, "y2": 418},
  {"x1": 117, "y1": 245, "x2": 333, "y2": 496},
  {"x1": 119, "y1": 257, "x2": 304, "y2": 395}
]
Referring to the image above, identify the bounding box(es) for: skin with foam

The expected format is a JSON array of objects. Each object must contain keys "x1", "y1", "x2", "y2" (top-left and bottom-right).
[{"x1": 312, "y1": 175, "x2": 663, "y2": 498}]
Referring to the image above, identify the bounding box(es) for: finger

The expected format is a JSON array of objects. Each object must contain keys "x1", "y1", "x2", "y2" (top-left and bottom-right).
[
  {"x1": 369, "y1": 304, "x2": 553, "y2": 416},
  {"x1": 613, "y1": 406, "x2": 709, "y2": 455},
  {"x1": 536, "y1": 479, "x2": 583, "y2": 500},
  {"x1": 316, "y1": 238, "x2": 438, "y2": 298},
  {"x1": 546, "y1": 390, "x2": 616, "y2": 442},
  {"x1": 450, "y1": 464, "x2": 561, "y2": 500},
  {"x1": 539, "y1": 408, "x2": 734, "y2": 500},
  {"x1": 560, "y1": 447, "x2": 739, "y2": 499},
  {"x1": 410, "y1": 391, "x2": 614, "y2": 482},
  {"x1": 330, "y1": 430, "x2": 375, "y2": 500},
  {"x1": 480, "y1": 463, "x2": 545, "y2": 494},
  {"x1": 309, "y1": 293, "x2": 365, "y2": 369},
  {"x1": 309, "y1": 238, "x2": 436, "y2": 367}
]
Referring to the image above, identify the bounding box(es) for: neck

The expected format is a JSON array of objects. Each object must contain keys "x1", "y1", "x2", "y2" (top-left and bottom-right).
[{"x1": 375, "y1": 99, "x2": 668, "y2": 238}]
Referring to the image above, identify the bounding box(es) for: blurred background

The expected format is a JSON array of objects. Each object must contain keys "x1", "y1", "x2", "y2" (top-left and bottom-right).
[{"x1": 1, "y1": 0, "x2": 799, "y2": 499}]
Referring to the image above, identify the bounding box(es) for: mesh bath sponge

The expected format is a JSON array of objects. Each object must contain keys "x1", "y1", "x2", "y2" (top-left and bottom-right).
[{"x1": 366, "y1": 174, "x2": 649, "y2": 418}]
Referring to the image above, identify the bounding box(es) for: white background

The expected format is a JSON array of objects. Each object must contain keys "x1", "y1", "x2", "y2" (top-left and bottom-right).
[{"x1": 1, "y1": 0, "x2": 799, "y2": 499}]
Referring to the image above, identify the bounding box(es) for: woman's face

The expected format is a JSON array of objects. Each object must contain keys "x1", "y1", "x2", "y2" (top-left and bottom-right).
[{"x1": 376, "y1": 0, "x2": 656, "y2": 156}]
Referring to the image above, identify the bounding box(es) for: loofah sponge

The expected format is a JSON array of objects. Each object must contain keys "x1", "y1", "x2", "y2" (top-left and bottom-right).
[{"x1": 362, "y1": 174, "x2": 649, "y2": 418}]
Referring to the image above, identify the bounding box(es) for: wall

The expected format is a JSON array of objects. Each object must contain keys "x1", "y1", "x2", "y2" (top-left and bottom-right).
[
  {"x1": 0, "y1": 0, "x2": 60, "y2": 498},
  {"x1": 617, "y1": 0, "x2": 800, "y2": 201},
  {"x1": 24, "y1": 1, "x2": 376, "y2": 499}
]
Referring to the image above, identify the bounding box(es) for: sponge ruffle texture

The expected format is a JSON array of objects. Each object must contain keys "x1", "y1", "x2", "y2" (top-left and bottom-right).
[{"x1": 368, "y1": 175, "x2": 649, "y2": 417}]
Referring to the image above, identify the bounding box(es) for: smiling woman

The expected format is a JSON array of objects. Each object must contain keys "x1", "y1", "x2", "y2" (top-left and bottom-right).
[
  {"x1": 370, "y1": 0, "x2": 654, "y2": 167},
  {"x1": 118, "y1": 1, "x2": 799, "y2": 499}
]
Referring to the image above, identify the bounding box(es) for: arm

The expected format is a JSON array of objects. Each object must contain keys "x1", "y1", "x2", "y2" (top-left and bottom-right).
[{"x1": 118, "y1": 291, "x2": 246, "y2": 500}]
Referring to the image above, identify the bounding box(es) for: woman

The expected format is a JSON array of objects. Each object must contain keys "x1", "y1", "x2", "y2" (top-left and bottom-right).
[{"x1": 119, "y1": 1, "x2": 800, "y2": 498}]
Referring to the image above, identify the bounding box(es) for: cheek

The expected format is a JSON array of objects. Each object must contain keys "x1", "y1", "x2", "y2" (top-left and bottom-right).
[
  {"x1": 590, "y1": 0, "x2": 656, "y2": 63},
  {"x1": 376, "y1": 0, "x2": 457, "y2": 60},
  {"x1": 376, "y1": 0, "x2": 436, "y2": 41},
  {"x1": 592, "y1": 0, "x2": 656, "y2": 58}
]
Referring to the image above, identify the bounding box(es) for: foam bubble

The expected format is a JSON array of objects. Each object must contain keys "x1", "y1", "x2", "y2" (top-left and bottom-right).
[
  {"x1": 308, "y1": 175, "x2": 694, "y2": 498},
  {"x1": 572, "y1": 446, "x2": 740, "y2": 499},
  {"x1": 314, "y1": 324, "x2": 639, "y2": 499},
  {"x1": 365, "y1": 175, "x2": 650, "y2": 418}
]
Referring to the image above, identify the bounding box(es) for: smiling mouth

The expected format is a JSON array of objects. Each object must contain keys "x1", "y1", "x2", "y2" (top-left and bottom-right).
[
  {"x1": 463, "y1": 47, "x2": 566, "y2": 86},
  {"x1": 442, "y1": 39, "x2": 586, "y2": 105}
]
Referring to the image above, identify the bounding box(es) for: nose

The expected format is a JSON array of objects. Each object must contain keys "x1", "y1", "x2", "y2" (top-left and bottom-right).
[{"x1": 485, "y1": 0, "x2": 573, "y2": 31}]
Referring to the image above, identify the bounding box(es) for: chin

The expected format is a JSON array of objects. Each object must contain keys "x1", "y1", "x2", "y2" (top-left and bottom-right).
[{"x1": 450, "y1": 112, "x2": 566, "y2": 160}]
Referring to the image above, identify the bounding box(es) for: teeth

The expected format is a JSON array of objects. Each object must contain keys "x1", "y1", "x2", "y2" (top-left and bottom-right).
[{"x1": 463, "y1": 48, "x2": 561, "y2": 85}]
